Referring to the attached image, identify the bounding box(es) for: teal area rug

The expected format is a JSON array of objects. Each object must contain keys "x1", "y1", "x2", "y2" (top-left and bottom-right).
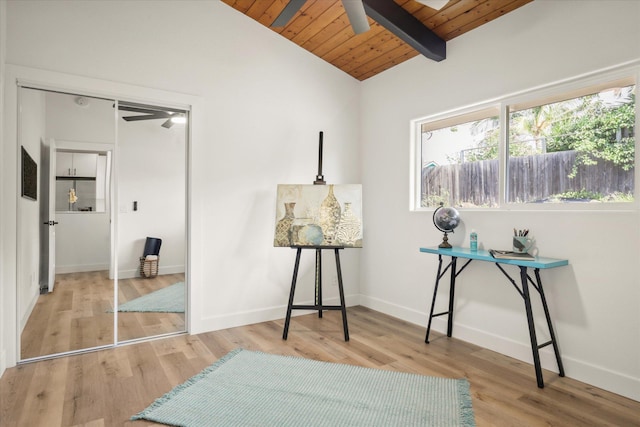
[
  {"x1": 132, "y1": 348, "x2": 475, "y2": 427},
  {"x1": 117, "y1": 282, "x2": 184, "y2": 313}
]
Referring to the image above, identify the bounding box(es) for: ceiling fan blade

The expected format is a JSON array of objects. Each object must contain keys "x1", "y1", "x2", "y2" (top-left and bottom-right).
[
  {"x1": 122, "y1": 113, "x2": 171, "y2": 122},
  {"x1": 118, "y1": 105, "x2": 160, "y2": 114},
  {"x1": 122, "y1": 115, "x2": 156, "y2": 122},
  {"x1": 415, "y1": 0, "x2": 449, "y2": 10},
  {"x1": 271, "y1": 0, "x2": 306, "y2": 27},
  {"x1": 342, "y1": 0, "x2": 370, "y2": 35},
  {"x1": 119, "y1": 103, "x2": 187, "y2": 127}
]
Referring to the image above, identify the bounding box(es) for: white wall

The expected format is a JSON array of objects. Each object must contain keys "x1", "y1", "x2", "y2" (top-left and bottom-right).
[
  {"x1": 1, "y1": 0, "x2": 361, "y2": 372},
  {"x1": 360, "y1": 0, "x2": 640, "y2": 400},
  {"x1": 17, "y1": 88, "x2": 44, "y2": 332}
]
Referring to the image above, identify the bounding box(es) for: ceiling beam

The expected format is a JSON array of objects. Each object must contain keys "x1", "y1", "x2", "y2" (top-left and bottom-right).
[{"x1": 363, "y1": 0, "x2": 446, "y2": 62}]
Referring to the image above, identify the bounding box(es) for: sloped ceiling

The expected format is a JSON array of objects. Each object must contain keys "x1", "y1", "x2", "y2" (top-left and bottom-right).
[{"x1": 221, "y1": 0, "x2": 533, "y2": 80}]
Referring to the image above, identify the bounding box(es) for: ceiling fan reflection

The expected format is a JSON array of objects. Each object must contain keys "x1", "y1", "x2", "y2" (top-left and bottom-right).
[{"x1": 119, "y1": 105, "x2": 186, "y2": 129}]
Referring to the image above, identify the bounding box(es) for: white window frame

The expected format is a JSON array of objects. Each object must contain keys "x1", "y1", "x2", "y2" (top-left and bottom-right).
[{"x1": 411, "y1": 61, "x2": 640, "y2": 212}]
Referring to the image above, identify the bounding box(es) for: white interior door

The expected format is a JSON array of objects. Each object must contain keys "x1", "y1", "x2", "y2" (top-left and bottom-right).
[
  {"x1": 47, "y1": 140, "x2": 57, "y2": 291},
  {"x1": 40, "y1": 138, "x2": 57, "y2": 292}
]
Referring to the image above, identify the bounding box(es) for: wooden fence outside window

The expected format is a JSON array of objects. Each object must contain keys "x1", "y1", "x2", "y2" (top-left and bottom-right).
[{"x1": 422, "y1": 150, "x2": 634, "y2": 207}]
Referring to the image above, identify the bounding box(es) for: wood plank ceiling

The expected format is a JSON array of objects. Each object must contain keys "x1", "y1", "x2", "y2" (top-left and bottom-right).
[{"x1": 221, "y1": 0, "x2": 533, "y2": 81}]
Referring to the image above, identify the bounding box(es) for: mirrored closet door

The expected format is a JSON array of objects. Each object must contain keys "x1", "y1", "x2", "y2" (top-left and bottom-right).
[
  {"x1": 115, "y1": 101, "x2": 187, "y2": 343},
  {"x1": 17, "y1": 86, "x2": 188, "y2": 361}
]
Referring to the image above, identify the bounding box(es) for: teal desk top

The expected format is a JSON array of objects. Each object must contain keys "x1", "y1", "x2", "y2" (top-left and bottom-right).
[{"x1": 420, "y1": 246, "x2": 569, "y2": 269}]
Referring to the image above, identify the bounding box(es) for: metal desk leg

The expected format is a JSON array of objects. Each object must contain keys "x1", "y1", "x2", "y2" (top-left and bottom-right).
[
  {"x1": 334, "y1": 248, "x2": 349, "y2": 342},
  {"x1": 316, "y1": 249, "x2": 323, "y2": 318},
  {"x1": 534, "y1": 269, "x2": 565, "y2": 377},
  {"x1": 447, "y1": 257, "x2": 458, "y2": 337},
  {"x1": 283, "y1": 248, "x2": 302, "y2": 340},
  {"x1": 424, "y1": 256, "x2": 471, "y2": 343},
  {"x1": 425, "y1": 255, "x2": 444, "y2": 343},
  {"x1": 521, "y1": 266, "x2": 544, "y2": 388}
]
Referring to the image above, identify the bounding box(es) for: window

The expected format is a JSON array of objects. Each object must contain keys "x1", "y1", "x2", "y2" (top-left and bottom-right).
[
  {"x1": 508, "y1": 82, "x2": 635, "y2": 204},
  {"x1": 414, "y1": 70, "x2": 637, "y2": 209},
  {"x1": 419, "y1": 108, "x2": 500, "y2": 208}
]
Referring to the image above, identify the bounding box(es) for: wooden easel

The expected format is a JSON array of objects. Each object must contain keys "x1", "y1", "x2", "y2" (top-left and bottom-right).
[{"x1": 282, "y1": 131, "x2": 350, "y2": 341}]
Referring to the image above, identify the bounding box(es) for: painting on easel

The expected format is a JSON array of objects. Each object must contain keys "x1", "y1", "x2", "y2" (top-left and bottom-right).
[{"x1": 274, "y1": 184, "x2": 363, "y2": 248}]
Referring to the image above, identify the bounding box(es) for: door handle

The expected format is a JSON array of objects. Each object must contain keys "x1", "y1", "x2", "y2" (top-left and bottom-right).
[{"x1": 43, "y1": 221, "x2": 59, "y2": 226}]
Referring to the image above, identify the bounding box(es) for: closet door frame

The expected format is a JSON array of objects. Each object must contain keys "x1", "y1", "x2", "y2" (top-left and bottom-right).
[{"x1": 6, "y1": 64, "x2": 201, "y2": 365}]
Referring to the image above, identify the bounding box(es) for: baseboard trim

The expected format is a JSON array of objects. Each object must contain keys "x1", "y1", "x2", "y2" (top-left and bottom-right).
[
  {"x1": 118, "y1": 265, "x2": 184, "y2": 279},
  {"x1": 56, "y1": 265, "x2": 185, "y2": 277},
  {"x1": 20, "y1": 289, "x2": 39, "y2": 334},
  {"x1": 0, "y1": 350, "x2": 7, "y2": 378},
  {"x1": 359, "y1": 294, "x2": 640, "y2": 402},
  {"x1": 56, "y1": 263, "x2": 109, "y2": 274}
]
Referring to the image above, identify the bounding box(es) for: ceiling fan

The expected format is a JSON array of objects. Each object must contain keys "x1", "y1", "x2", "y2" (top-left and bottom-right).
[
  {"x1": 119, "y1": 105, "x2": 186, "y2": 129},
  {"x1": 271, "y1": 0, "x2": 450, "y2": 35},
  {"x1": 272, "y1": 0, "x2": 370, "y2": 35}
]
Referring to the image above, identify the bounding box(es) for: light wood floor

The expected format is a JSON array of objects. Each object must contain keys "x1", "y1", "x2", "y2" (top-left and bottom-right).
[
  {"x1": 3, "y1": 307, "x2": 639, "y2": 426},
  {"x1": 21, "y1": 271, "x2": 185, "y2": 360}
]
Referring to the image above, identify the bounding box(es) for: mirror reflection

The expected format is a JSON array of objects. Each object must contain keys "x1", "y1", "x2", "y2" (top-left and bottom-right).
[
  {"x1": 18, "y1": 87, "x2": 188, "y2": 361},
  {"x1": 115, "y1": 101, "x2": 187, "y2": 342},
  {"x1": 19, "y1": 88, "x2": 115, "y2": 359}
]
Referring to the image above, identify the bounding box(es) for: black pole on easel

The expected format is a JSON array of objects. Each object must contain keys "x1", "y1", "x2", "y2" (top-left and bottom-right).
[
  {"x1": 313, "y1": 131, "x2": 325, "y2": 185},
  {"x1": 312, "y1": 131, "x2": 324, "y2": 319}
]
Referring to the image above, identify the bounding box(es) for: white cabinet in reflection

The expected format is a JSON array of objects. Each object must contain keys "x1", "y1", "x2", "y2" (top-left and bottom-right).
[{"x1": 56, "y1": 152, "x2": 97, "y2": 177}]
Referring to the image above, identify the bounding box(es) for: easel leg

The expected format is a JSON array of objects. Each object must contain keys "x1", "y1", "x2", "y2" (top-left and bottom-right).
[
  {"x1": 334, "y1": 248, "x2": 349, "y2": 341},
  {"x1": 316, "y1": 249, "x2": 323, "y2": 318},
  {"x1": 283, "y1": 248, "x2": 302, "y2": 340},
  {"x1": 535, "y1": 269, "x2": 565, "y2": 377},
  {"x1": 521, "y1": 266, "x2": 544, "y2": 388},
  {"x1": 447, "y1": 256, "x2": 457, "y2": 337},
  {"x1": 425, "y1": 255, "x2": 444, "y2": 343}
]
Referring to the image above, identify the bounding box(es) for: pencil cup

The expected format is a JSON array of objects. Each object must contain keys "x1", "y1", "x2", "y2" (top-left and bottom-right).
[{"x1": 513, "y1": 236, "x2": 534, "y2": 253}]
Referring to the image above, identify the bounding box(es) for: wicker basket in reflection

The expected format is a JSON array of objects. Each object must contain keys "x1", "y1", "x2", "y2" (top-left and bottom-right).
[{"x1": 139, "y1": 256, "x2": 159, "y2": 278}]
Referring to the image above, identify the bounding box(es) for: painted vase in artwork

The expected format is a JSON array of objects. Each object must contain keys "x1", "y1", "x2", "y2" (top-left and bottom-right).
[
  {"x1": 335, "y1": 202, "x2": 362, "y2": 246},
  {"x1": 274, "y1": 202, "x2": 296, "y2": 246},
  {"x1": 318, "y1": 185, "x2": 341, "y2": 245},
  {"x1": 295, "y1": 224, "x2": 324, "y2": 246}
]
